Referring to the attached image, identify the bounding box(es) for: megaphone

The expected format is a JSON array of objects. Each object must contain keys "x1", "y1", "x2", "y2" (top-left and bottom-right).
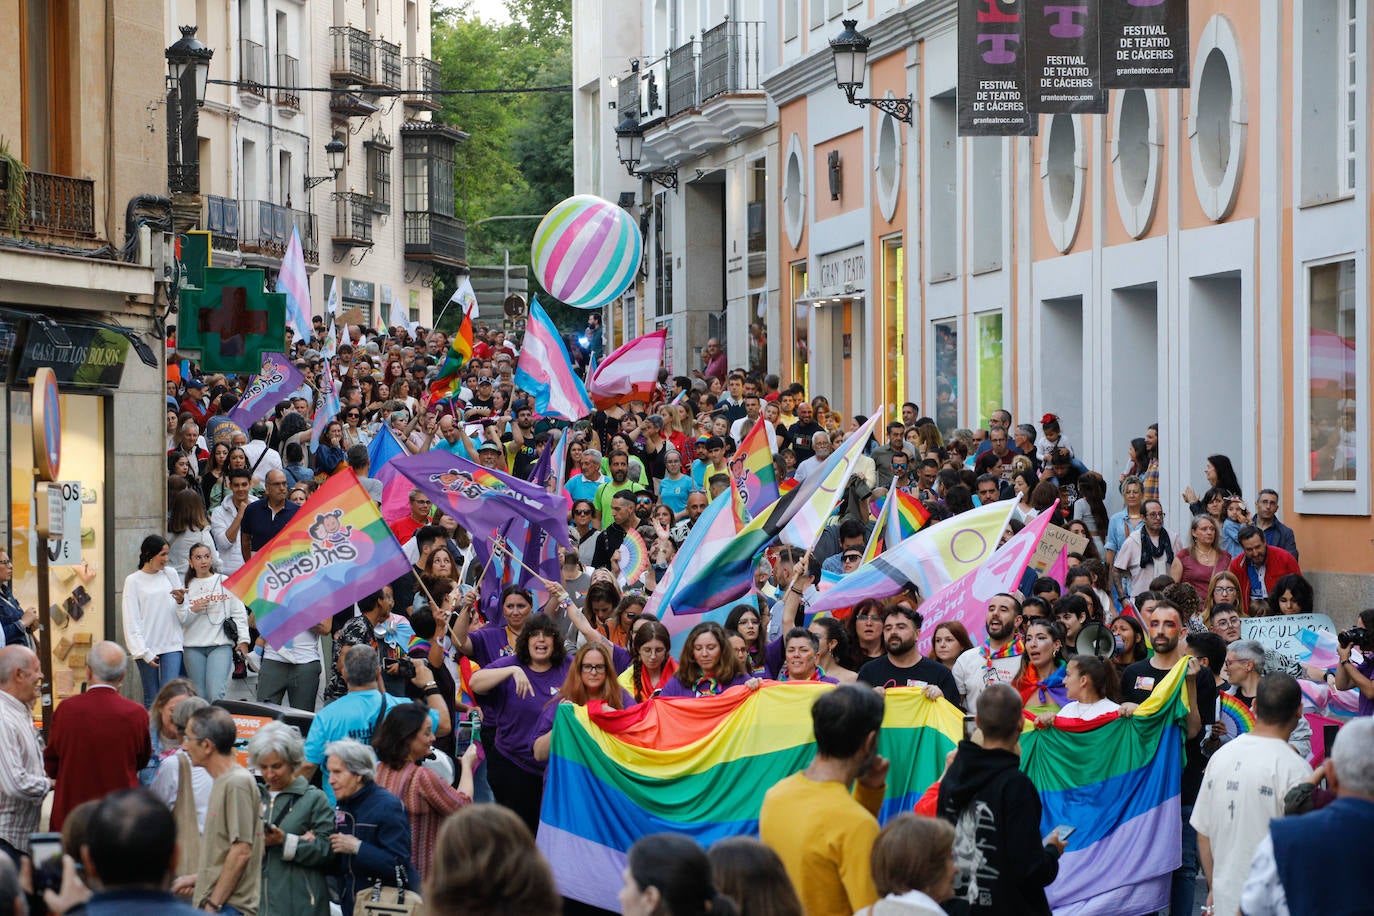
[{"x1": 1076, "y1": 622, "x2": 1116, "y2": 660}]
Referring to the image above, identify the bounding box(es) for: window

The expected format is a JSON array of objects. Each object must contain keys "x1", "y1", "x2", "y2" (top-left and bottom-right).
[
  {"x1": 783, "y1": 135, "x2": 805, "y2": 248},
  {"x1": 928, "y1": 93, "x2": 957, "y2": 281},
  {"x1": 932, "y1": 319, "x2": 959, "y2": 437},
  {"x1": 810, "y1": 0, "x2": 824, "y2": 29},
  {"x1": 278, "y1": 151, "x2": 292, "y2": 207},
  {"x1": 1041, "y1": 114, "x2": 1084, "y2": 252},
  {"x1": 366, "y1": 140, "x2": 392, "y2": 213},
  {"x1": 1113, "y1": 89, "x2": 1162, "y2": 237},
  {"x1": 1189, "y1": 14, "x2": 1246, "y2": 221},
  {"x1": 1300, "y1": 0, "x2": 1347, "y2": 205},
  {"x1": 1341, "y1": 0, "x2": 1358, "y2": 194},
  {"x1": 881, "y1": 237, "x2": 905, "y2": 410},
  {"x1": 1305, "y1": 259, "x2": 1358, "y2": 484},
  {"x1": 974, "y1": 313, "x2": 1004, "y2": 430},
  {"x1": 401, "y1": 127, "x2": 455, "y2": 216},
  {"x1": 654, "y1": 196, "x2": 672, "y2": 318},
  {"x1": 748, "y1": 291, "x2": 768, "y2": 376},
  {"x1": 748, "y1": 158, "x2": 767, "y2": 286},
  {"x1": 242, "y1": 139, "x2": 258, "y2": 199},
  {"x1": 875, "y1": 111, "x2": 903, "y2": 222},
  {"x1": 790, "y1": 261, "x2": 809, "y2": 393}
]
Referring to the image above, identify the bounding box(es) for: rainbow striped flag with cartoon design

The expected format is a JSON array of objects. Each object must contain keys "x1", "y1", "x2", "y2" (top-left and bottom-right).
[{"x1": 224, "y1": 469, "x2": 413, "y2": 648}]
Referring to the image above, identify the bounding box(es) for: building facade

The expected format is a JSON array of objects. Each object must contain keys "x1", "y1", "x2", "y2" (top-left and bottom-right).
[
  {"x1": 0, "y1": 0, "x2": 169, "y2": 701},
  {"x1": 770, "y1": 0, "x2": 1372, "y2": 607},
  {"x1": 172, "y1": 0, "x2": 462, "y2": 333}
]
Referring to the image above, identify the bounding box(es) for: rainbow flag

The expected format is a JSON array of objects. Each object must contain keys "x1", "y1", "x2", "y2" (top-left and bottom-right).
[
  {"x1": 889, "y1": 488, "x2": 932, "y2": 539},
  {"x1": 1016, "y1": 658, "x2": 1191, "y2": 916},
  {"x1": 778, "y1": 477, "x2": 798, "y2": 496},
  {"x1": 224, "y1": 469, "x2": 413, "y2": 648},
  {"x1": 1218, "y1": 691, "x2": 1256, "y2": 737},
  {"x1": 648, "y1": 481, "x2": 745, "y2": 649},
  {"x1": 863, "y1": 494, "x2": 891, "y2": 562},
  {"x1": 536, "y1": 684, "x2": 964, "y2": 911},
  {"x1": 727, "y1": 415, "x2": 778, "y2": 522},
  {"x1": 426, "y1": 278, "x2": 477, "y2": 406}
]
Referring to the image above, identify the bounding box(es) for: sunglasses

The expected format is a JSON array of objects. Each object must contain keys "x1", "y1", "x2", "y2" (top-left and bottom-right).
[{"x1": 841, "y1": 553, "x2": 862, "y2": 563}]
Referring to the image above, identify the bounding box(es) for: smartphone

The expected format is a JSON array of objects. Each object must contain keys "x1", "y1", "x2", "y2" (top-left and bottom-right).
[
  {"x1": 1048, "y1": 825, "x2": 1076, "y2": 843},
  {"x1": 29, "y1": 832, "x2": 63, "y2": 893}
]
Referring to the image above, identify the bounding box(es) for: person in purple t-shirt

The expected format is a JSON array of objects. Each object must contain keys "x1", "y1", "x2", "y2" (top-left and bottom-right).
[
  {"x1": 659, "y1": 622, "x2": 761, "y2": 698},
  {"x1": 532, "y1": 642, "x2": 635, "y2": 767},
  {"x1": 778, "y1": 628, "x2": 839, "y2": 684},
  {"x1": 1334, "y1": 608, "x2": 1374, "y2": 717},
  {"x1": 468, "y1": 614, "x2": 570, "y2": 832}
]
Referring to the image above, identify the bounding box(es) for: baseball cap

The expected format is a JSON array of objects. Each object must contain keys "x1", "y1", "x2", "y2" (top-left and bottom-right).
[{"x1": 185, "y1": 378, "x2": 205, "y2": 390}]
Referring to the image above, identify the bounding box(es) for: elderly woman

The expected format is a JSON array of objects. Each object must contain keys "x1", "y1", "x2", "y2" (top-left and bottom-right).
[
  {"x1": 325, "y1": 738, "x2": 417, "y2": 913},
  {"x1": 860, "y1": 814, "x2": 957, "y2": 914},
  {"x1": 250, "y1": 722, "x2": 334, "y2": 916},
  {"x1": 372, "y1": 702, "x2": 476, "y2": 880}
]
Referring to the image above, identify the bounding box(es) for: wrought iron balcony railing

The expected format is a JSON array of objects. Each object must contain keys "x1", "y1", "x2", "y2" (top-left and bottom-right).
[
  {"x1": 667, "y1": 40, "x2": 699, "y2": 117},
  {"x1": 373, "y1": 39, "x2": 402, "y2": 90},
  {"x1": 0, "y1": 166, "x2": 96, "y2": 239},
  {"x1": 404, "y1": 210, "x2": 466, "y2": 268},
  {"x1": 239, "y1": 38, "x2": 266, "y2": 96},
  {"x1": 403, "y1": 57, "x2": 441, "y2": 109},
  {"x1": 333, "y1": 192, "x2": 374, "y2": 247},
  {"x1": 275, "y1": 54, "x2": 300, "y2": 109},
  {"x1": 331, "y1": 26, "x2": 374, "y2": 84}
]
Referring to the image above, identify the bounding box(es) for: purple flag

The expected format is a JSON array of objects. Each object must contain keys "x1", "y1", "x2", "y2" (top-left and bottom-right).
[
  {"x1": 474, "y1": 515, "x2": 561, "y2": 623},
  {"x1": 225, "y1": 352, "x2": 306, "y2": 431},
  {"x1": 390, "y1": 451, "x2": 572, "y2": 550}
]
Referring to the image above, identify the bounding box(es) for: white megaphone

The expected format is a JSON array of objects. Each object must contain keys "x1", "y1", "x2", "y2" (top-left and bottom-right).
[{"x1": 1076, "y1": 622, "x2": 1116, "y2": 660}]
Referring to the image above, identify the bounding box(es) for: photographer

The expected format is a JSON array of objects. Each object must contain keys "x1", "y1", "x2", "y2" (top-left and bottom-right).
[{"x1": 1334, "y1": 608, "x2": 1374, "y2": 717}]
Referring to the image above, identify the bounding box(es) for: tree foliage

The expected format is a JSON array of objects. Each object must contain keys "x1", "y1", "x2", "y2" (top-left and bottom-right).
[{"x1": 429, "y1": 0, "x2": 581, "y2": 333}]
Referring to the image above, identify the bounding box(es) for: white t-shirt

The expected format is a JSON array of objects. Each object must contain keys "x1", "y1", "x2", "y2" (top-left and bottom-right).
[
  {"x1": 1056, "y1": 697, "x2": 1120, "y2": 720},
  {"x1": 730, "y1": 416, "x2": 778, "y2": 450},
  {"x1": 951, "y1": 646, "x2": 1022, "y2": 711},
  {"x1": 1189, "y1": 734, "x2": 1311, "y2": 916},
  {"x1": 242, "y1": 440, "x2": 283, "y2": 478},
  {"x1": 263, "y1": 629, "x2": 322, "y2": 666},
  {"x1": 1113, "y1": 528, "x2": 1183, "y2": 597}
]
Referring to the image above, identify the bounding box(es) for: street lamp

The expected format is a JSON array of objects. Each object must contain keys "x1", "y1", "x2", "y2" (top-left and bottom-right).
[
  {"x1": 829, "y1": 20, "x2": 912, "y2": 123},
  {"x1": 615, "y1": 113, "x2": 678, "y2": 191},
  {"x1": 305, "y1": 138, "x2": 347, "y2": 189},
  {"x1": 165, "y1": 25, "x2": 214, "y2": 198}
]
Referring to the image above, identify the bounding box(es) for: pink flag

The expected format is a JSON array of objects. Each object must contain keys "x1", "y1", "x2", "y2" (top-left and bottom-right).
[
  {"x1": 1047, "y1": 546, "x2": 1070, "y2": 587},
  {"x1": 915, "y1": 504, "x2": 1058, "y2": 655},
  {"x1": 587, "y1": 329, "x2": 667, "y2": 408}
]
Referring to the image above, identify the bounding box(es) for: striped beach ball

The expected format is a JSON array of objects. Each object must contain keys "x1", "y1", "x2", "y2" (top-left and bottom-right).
[{"x1": 530, "y1": 195, "x2": 642, "y2": 309}]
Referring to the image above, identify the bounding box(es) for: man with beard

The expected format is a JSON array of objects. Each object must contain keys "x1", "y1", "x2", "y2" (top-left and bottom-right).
[
  {"x1": 503, "y1": 399, "x2": 538, "y2": 479},
  {"x1": 794, "y1": 431, "x2": 833, "y2": 484},
  {"x1": 1119, "y1": 601, "x2": 1212, "y2": 916},
  {"x1": 856, "y1": 605, "x2": 961, "y2": 705},
  {"x1": 1114, "y1": 499, "x2": 1182, "y2": 599},
  {"x1": 951, "y1": 593, "x2": 1024, "y2": 710},
  {"x1": 786, "y1": 401, "x2": 822, "y2": 462}
]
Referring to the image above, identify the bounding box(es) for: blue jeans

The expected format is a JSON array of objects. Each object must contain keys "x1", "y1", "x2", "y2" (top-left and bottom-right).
[
  {"x1": 1171, "y1": 803, "x2": 1199, "y2": 915},
  {"x1": 182, "y1": 645, "x2": 234, "y2": 703},
  {"x1": 136, "y1": 652, "x2": 185, "y2": 707}
]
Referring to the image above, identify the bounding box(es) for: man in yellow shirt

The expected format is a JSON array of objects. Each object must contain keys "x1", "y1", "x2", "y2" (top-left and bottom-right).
[{"x1": 759, "y1": 685, "x2": 888, "y2": 916}]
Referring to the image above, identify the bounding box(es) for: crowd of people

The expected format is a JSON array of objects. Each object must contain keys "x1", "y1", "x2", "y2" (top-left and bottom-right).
[{"x1": 0, "y1": 313, "x2": 1368, "y2": 916}]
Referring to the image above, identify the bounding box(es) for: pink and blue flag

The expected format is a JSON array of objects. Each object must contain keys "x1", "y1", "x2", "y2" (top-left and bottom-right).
[
  {"x1": 514, "y1": 298, "x2": 593, "y2": 421},
  {"x1": 275, "y1": 226, "x2": 312, "y2": 343},
  {"x1": 309, "y1": 360, "x2": 340, "y2": 452},
  {"x1": 225, "y1": 352, "x2": 305, "y2": 431}
]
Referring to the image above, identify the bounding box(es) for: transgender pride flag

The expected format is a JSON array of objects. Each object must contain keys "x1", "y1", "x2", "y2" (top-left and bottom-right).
[
  {"x1": 514, "y1": 298, "x2": 593, "y2": 421},
  {"x1": 275, "y1": 226, "x2": 312, "y2": 342}
]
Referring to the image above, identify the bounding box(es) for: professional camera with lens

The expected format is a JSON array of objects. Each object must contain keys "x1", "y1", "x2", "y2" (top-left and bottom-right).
[
  {"x1": 1338, "y1": 626, "x2": 1372, "y2": 650},
  {"x1": 386, "y1": 655, "x2": 417, "y2": 680}
]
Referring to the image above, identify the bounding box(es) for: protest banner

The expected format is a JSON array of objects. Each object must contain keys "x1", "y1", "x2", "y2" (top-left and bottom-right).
[{"x1": 1240, "y1": 613, "x2": 1339, "y2": 675}]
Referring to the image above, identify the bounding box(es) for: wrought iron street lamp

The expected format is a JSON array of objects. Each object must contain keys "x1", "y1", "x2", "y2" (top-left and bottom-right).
[
  {"x1": 305, "y1": 138, "x2": 347, "y2": 189},
  {"x1": 615, "y1": 113, "x2": 678, "y2": 191},
  {"x1": 829, "y1": 20, "x2": 912, "y2": 124},
  {"x1": 165, "y1": 25, "x2": 214, "y2": 196}
]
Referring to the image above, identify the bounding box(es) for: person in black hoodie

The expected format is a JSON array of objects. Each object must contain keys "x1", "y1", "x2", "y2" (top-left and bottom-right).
[{"x1": 937, "y1": 683, "x2": 1065, "y2": 915}]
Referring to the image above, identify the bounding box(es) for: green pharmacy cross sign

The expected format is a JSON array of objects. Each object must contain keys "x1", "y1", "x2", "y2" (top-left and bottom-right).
[{"x1": 178, "y1": 268, "x2": 288, "y2": 373}]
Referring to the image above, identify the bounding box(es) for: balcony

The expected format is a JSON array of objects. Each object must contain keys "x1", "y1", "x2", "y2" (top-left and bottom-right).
[
  {"x1": 331, "y1": 26, "x2": 374, "y2": 84},
  {"x1": 0, "y1": 166, "x2": 96, "y2": 240},
  {"x1": 404, "y1": 57, "x2": 440, "y2": 110},
  {"x1": 617, "y1": 67, "x2": 638, "y2": 117},
  {"x1": 404, "y1": 211, "x2": 466, "y2": 269},
  {"x1": 332, "y1": 192, "x2": 374, "y2": 248},
  {"x1": 700, "y1": 20, "x2": 763, "y2": 101},
  {"x1": 239, "y1": 38, "x2": 266, "y2": 99},
  {"x1": 203, "y1": 195, "x2": 241, "y2": 253},
  {"x1": 275, "y1": 54, "x2": 300, "y2": 110},
  {"x1": 667, "y1": 40, "x2": 699, "y2": 118},
  {"x1": 373, "y1": 39, "x2": 402, "y2": 91},
  {"x1": 330, "y1": 90, "x2": 381, "y2": 120},
  {"x1": 239, "y1": 201, "x2": 319, "y2": 265}
]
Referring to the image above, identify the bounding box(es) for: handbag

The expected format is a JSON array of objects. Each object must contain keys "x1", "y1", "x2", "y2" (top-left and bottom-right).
[
  {"x1": 173, "y1": 753, "x2": 201, "y2": 878},
  {"x1": 351, "y1": 866, "x2": 422, "y2": 916}
]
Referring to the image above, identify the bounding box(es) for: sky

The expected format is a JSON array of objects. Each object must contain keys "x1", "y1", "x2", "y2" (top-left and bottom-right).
[{"x1": 436, "y1": 0, "x2": 512, "y2": 24}]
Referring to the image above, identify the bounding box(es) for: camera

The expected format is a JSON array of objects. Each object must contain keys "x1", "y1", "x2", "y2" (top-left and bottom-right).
[
  {"x1": 1338, "y1": 626, "x2": 1372, "y2": 650},
  {"x1": 386, "y1": 655, "x2": 417, "y2": 680}
]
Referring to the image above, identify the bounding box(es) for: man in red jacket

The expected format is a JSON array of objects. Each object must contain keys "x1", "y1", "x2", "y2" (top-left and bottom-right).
[
  {"x1": 1228, "y1": 525, "x2": 1302, "y2": 616},
  {"x1": 43, "y1": 641, "x2": 152, "y2": 831}
]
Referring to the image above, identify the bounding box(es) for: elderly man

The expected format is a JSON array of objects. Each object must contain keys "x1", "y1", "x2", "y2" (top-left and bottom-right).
[
  {"x1": 794, "y1": 431, "x2": 833, "y2": 484},
  {"x1": 701, "y1": 338, "x2": 727, "y2": 382},
  {"x1": 0, "y1": 647, "x2": 48, "y2": 864},
  {"x1": 1239, "y1": 717, "x2": 1374, "y2": 914},
  {"x1": 43, "y1": 642, "x2": 151, "y2": 832}
]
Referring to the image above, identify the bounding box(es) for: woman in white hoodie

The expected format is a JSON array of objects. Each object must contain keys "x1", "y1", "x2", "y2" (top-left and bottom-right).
[
  {"x1": 123, "y1": 535, "x2": 186, "y2": 706},
  {"x1": 176, "y1": 543, "x2": 249, "y2": 702}
]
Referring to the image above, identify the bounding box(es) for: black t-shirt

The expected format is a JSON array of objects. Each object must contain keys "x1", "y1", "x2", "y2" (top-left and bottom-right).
[
  {"x1": 786, "y1": 420, "x2": 822, "y2": 463},
  {"x1": 1120, "y1": 658, "x2": 1216, "y2": 805},
  {"x1": 857, "y1": 655, "x2": 962, "y2": 706}
]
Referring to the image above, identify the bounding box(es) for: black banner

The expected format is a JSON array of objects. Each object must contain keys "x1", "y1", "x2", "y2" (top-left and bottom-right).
[
  {"x1": 1026, "y1": 1, "x2": 1107, "y2": 113},
  {"x1": 958, "y1": 0, "x2": 1035, "y2": 136},
  {"x1": 16, "y1": 322, "x2": 129, "y2": 390},
  {"x1": 1100, "y1": 0, "x2": 1190, "y2": 88}
]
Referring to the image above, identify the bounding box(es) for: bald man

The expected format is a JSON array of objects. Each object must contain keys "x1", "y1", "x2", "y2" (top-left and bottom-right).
[
  {"x1": 0, "y1": 646, "x2": 50, "y2": 863},
  {"x1": 44, "y1": 642, "x2": 151, "y2": 831}
]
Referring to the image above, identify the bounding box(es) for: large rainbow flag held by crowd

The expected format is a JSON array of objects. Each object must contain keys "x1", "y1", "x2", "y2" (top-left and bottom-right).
[
  {"x1": 537, "y1": 684, "x2": 965, "y2": 911},
  {"x1": 1019, "y1": 658, "x2": 1191, "y2": 916}
]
